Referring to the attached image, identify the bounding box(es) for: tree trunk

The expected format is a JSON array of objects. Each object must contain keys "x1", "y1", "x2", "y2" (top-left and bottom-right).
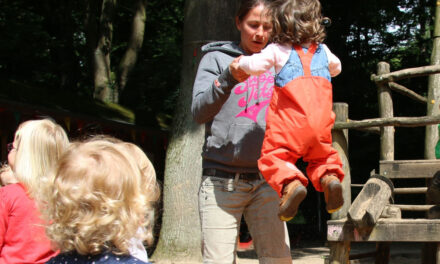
[
  {"x1": 152, "y1": 0, "x2": 239, "y2": 261},
  {"x1": 425, "y1": 2, "x2": 440, "y2": 159},
  {"x1": 118, "y1": 0, "x2": 147, "y2": 97},
  {"x1": 93, "y1": 0, "x2": 117, "y2": 103}
]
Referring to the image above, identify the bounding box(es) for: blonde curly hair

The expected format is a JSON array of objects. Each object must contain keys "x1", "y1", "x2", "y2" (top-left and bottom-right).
[
  {"x1": 43, "y1": 140, "x2": 158, "y2": 255},
  {"x1": 270, "y1": 0, "x2": 327, "y2": 45},
  {"x1": 116, "y1": 142, "x2": 161, "y2": 245}
]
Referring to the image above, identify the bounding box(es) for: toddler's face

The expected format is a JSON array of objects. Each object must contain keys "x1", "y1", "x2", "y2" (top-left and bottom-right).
[{"x1": 236, "y1": 4, "x2": 272, "y2": 55}]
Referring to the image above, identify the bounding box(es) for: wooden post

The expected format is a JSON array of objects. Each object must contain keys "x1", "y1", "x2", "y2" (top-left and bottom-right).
[
  {"x1": 332, "y1": 103, "x2": 351, "y2": 219},
  {"x1": 425, "y1": 1, "x2": 440, "y2": 159},
  {"x1": 328, "y1": 241, "x2": 350, "y2": 264},
  {"x1": 375, "y1": 242, "x2": 390, "y2": 264},
  {"x1": 377, "y1": 62, "x2": 394, "y2": 161}
]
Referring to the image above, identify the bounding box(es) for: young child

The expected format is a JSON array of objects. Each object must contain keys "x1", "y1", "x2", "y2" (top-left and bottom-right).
[
  {"x1": 117, "y1": 142, "x2": 161, "y2": 262},
  {"x1": 43, "y1": 140, "x2": 159, "y2": 263},
  {"x1": 237, "y1": 0, "x2": 344, "y2": 221},
  {"x1": 0, "y1": 119, "x2": 69, "y2": 263}
]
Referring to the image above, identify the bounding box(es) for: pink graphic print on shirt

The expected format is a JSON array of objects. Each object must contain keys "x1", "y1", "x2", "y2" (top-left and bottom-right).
[{"x1": 235, "y1": 71, "x2": 274, "y2": 122}]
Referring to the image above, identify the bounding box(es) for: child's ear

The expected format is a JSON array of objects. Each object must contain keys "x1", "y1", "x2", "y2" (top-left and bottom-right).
[{"x1": 235, "y1": 17, "x2": 242, "y2": 31}]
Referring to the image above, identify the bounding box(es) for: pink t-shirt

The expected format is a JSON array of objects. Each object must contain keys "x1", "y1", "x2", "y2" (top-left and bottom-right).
[
  {"x1": 239, "y1": 42, "x2": 341, "y2": 77},
  {"x1": 0, "y1": 183, "x2": 57, "y2": 263}
]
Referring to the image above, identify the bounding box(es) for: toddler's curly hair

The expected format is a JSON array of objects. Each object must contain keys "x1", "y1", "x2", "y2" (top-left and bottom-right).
[
  {"x1": 43, "y1": 140, "x2": 159, "y2": 255},
  {"x1": 270, "y1": 0, "x2": 327, "y2": 45}
]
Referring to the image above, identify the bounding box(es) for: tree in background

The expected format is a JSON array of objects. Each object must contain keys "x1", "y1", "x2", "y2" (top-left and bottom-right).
[
  {"x1": 152, "y1": 0, "x2": 240, "y2": 261},
  {"x1": 0, "y1": 0, "x2": 183, "y2": 123},
  {"x1": 323, "y1": 0, "x2": 434, "y2": 181}
]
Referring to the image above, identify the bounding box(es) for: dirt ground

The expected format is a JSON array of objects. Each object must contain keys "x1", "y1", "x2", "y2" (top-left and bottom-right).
[
  {"x1": 236, "y1": 241, "x2": 421, "y2": 264},
  {"x1": 154, "y1": 241, "x2": 422, "y2": 264}
]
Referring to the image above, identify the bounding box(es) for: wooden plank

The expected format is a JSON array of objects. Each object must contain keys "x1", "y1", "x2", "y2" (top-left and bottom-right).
[
  {"x1": 394, "y1": 187, "x2": 427, "y2": 194},
  {"x1": 379, "y1": 160, "x2": 440, "y2": 178},
  {"x1": 327, "y1": 218, "x2": 440, "y2": 242},
  {"x1": 393, "y1": 204, "x2": 435, "y2": 211}
]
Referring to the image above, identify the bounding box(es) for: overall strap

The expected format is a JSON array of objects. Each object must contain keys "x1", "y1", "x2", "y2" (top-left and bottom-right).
[{"x1": 293, "y1": 43, "x2": 318, "y2": 76}]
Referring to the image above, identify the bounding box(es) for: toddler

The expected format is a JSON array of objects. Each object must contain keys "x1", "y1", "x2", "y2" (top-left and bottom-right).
[
  {"x1": 238, "y1": 0, "x2": 344, "y2": 221},
  {"x1": 43, "y1": 140, "x2": 159, "y2": 263}
]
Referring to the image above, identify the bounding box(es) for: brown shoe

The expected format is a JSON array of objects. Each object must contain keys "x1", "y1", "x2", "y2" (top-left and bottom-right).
[
  {"x1": 278, "y1": 180, "x2": 307, "y2": 222},
  {"x1": 321, "y1": 174, "x2": 344, "y2": 213}
]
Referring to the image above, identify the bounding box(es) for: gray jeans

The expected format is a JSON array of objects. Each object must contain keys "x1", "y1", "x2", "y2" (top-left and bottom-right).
[{"x1": 199, "y1": 175, "x2": 292, "y2": 264}]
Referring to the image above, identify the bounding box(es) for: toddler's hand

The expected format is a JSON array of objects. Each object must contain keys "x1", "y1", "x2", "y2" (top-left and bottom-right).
[{"x1": 229, "y1": 56, "x2": 249, "y2": 82}]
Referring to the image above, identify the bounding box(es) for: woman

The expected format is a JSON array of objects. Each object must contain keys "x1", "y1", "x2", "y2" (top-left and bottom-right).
[
  {"x1": 43, "y1": 140, "x2": 158, "y2": 263},
  {"x1": 191, "y1": 0, "x2": 292, "y2": 262},
  {"x1": 0, "y1": 119, "x2": 69, "y2": 263}
]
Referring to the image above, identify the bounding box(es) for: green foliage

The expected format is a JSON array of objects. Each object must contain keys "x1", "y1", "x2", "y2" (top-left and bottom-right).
[
  {"x1": 120, "y1": 0, "x2": 184, "y2": 129},
  {"x1": 322, "y1": 0, "x2": 434, "y2": 181},
  {"x1": 0, "y1": 0, "x2": 184, "y2": 129}
]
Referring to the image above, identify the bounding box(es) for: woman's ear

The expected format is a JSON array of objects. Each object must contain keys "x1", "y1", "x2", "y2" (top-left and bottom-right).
[{"x1": 235, "y1": 16, "x2": 241, "y2": 31}]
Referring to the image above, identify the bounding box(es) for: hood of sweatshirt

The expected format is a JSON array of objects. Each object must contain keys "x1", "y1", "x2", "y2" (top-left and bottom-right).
[{"x1": 201, "y1": 41, "x2": 243, "y2": 57}]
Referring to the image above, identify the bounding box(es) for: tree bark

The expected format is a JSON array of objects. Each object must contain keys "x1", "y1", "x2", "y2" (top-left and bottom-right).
[
  {"x1": 425, "y1": 1, "x2": 440, "y2": 159},
  {"x1": 118, "y1": 0, "x2": 147, "y2": 97},
  {"x1": 152, "y1": 0, "x2": 239, "y2": 261},
  {"x1": 93, "y1": 0, "x2": 117, "y2": 103}
]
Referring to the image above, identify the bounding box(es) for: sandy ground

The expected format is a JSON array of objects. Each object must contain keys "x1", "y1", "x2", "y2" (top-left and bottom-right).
[
  {"x1": 236, "y1": 242, "x2": 421, "y2": 264},
  {"x1": 154, "y1": 241, "x2": 421, "y2": 264}
]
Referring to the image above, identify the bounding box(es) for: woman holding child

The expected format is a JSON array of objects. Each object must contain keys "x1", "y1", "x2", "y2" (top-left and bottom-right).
[{"x1": 191, "y1": 0, "x2": 292, "y2": 262}]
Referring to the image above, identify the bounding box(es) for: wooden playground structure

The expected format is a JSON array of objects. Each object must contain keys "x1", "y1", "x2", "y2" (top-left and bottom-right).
[{"x1": 327, "y1": 62, "x2": 440, "y2": 264}]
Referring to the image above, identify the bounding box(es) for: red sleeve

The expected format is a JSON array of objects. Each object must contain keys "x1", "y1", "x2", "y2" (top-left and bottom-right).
[{"x1": 0, "y1": 188, "x2": 8, "y2": 250}]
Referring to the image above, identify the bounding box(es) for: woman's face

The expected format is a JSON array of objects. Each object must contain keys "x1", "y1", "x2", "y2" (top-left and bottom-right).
[
  {"x1": 7, "y1": 140, "x2": 17, "y2": 170},
  {"x1": 236, "y1": 4, "x2": 272, "y2": 55}
]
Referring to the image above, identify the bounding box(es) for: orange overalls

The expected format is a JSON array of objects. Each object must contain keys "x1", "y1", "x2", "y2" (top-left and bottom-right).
[{"x1": 258, "y1": 43, "x2": 344, "y2": 196}]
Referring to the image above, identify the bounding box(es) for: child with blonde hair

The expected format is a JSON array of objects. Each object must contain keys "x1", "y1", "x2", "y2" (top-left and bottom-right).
[
  {"x1": 44, "y1": 140, "x2": 159, "y2": 263},
  {"x1": 237, "y1": 0, "x2": 344, "y2": 221},
  {"x1": 0, "y1": 119, "x2": 69, "y2": 263},
  {"x1": 117, "y1": 142, "x2": 161, "y2": 262}
]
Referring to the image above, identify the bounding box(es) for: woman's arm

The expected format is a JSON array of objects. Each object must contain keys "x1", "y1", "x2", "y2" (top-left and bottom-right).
[
  {"x1": 191, "y1": 53, "x2": 240, "y2": 124},
  {"x1": 0, "y1": 190, "x2": 7, "y2": 249}
]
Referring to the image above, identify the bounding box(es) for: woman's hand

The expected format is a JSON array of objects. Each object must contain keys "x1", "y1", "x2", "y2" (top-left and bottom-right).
[
  {"x1": 229, "y1": 56, "x2": 249, "y2": 83},
  {"x1": 0, "y1": 164, "x2": 17, "y2": 186}
]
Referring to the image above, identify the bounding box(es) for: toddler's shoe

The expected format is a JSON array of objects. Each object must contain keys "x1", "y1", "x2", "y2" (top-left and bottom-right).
[
  {"x1": 321, "y1": 174, "x2": 344, "y2": 213},
  {"x1": 278, "y1": 180, "x2": 307, "y2": 222}
]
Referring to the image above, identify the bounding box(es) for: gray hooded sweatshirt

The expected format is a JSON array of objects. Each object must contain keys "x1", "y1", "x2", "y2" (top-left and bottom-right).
[{"x1": 191, "y1": 41, "x2": 274, "y2": 173}]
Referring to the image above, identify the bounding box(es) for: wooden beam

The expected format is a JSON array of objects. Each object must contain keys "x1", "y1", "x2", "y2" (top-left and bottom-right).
[
  {"x1": 379, "y1": 160, "x2": 440, "y2": 179},
  {"x1": 394, "y1": 187, "x2": 427, "y2": 194},
  {"x1": 392, "y1": 204, "x2": 435, "y2": 211},
  {"x1": 371, "y1": 65, "x2": 440, "y2": 84},
  {"x1": 388, "y1": 82, "x2": 427, "y2": 104},
  {"x1": 327, "y1": 218, "x2": 440, "y2": 242},
  {"x1": 333, "y1": 115, "x2": 440, "y2": 130}
]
